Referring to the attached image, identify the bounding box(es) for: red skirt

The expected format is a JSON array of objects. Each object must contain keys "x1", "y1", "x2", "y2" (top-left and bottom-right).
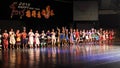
[
  {"x1": 100, "y1": 36, "x2": 103, "y2": 40},
  {"x1": 3, "y1": 39, "x2": 8, "y2": 46}
]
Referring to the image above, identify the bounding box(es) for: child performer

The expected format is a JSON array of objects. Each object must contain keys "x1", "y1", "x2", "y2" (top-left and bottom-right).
[
  {"x1": 57, "y1": 28, "x2": 60, "y2": 47},
  {"x1": 73, "y1": 29, "x2": 76, "y2": 44},
  {"x1": 60, "y1": 28, "x2": 65, "y2": 46},
  {"x1": 65, "y1": 29, "x2": 69, "y2": 45},
  {"x1": 91, "y1": 28, "x2": 95, "y2": 43},
  {"x1": 16, "y1": 30, "x2": 21, "y2": 49},
  {"x1": 2, "y1": 30, "x2": 9, "y2": 50},
  {"x1": 21, "y1": 29, "x2": 27, "y2": 48},
  {"x1": 75, "y1": 29, "x2": 79, "y2": 44},
  {"x1": 88, "y1": 30, "x2": 92, "y2": 42},
  {"x1": 40, "y1": 30, "x2": 46, "y2": 47},
  {"x1": 69, "y1": 28, "x2": 74, "y2": 45},
  {"x1": 82, "y1": 29, "x2": 86, "y2": 43},
  {"x1": 85, "y1": 30, "x2": 89, "y2": 44},
  {"x1": 28, "y1": 29, "x2": 34, "y2": 48},
  {"x1": 35, "y1": 30, "x2": 40, "y2": 48},
  {"x1": 105, "y1": 30, "x2": 109, "y2": 44},
  {"x1": 46, "y1": 30, "x2": 51, "y2": 45},
  {"x1": 95, "y1": 30, "x2": 100, "y2": 44},
  {"x1": 9, "y1": 28, "x2": 16, "y2": 49},
  {"x1": 57, "y1": 28, "x2": 60, "y2": 46},
  {"x1": 102, "y1": 30, "x2": 106, "y2": 44},
  {"x1": 79, "y1": 30, "x2": 83, "y2": 43},
  {"x1": 51, "y1": 29, "x2": 56, "y2": 46},
  {"x1": 109, "y1": 30, "x2": 114, "y2": 44}
]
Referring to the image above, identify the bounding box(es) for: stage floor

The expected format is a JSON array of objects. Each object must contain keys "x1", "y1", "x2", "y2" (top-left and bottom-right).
[{"x1": 0, "y1": 42, "x2": 120, "y2": 68}]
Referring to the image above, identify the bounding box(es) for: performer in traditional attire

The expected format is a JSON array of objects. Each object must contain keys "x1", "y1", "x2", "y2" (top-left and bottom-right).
[
  {"x1": 28, "y1": 29, "x2": 34, "y2": 48},
  {"x1": 16, "y1": 30, "x2": 21, "y2": 49},
  {"x1": 65, "y1": 29, "x2": 69, "y2": 45},
  {"x1": 2, "y1": 30, "x2": 9, "y2": 50},
  {"x1": 105, "y1": 30, "x2": 109, "y2": 44},
  {"x1": 60, "y1": 29, "x2": 65, "y2": 46},
  {"x1": 95, "y1": 30, "x2": 100, "y2": 44},
  {"x1": 79, "y1": 30, "x2": 83, "y2": 43},
  {"x1": 102, "y1": 31, "x2": 106, "y2": 44},
  {"x1": 46, "y1": 30, "x2": 51, "y2": 45},
  {"x1": 69, "y1": 28, "x2": 74, "y2": 45},
  {"x1": 109, "y1": 30, "x2": 114, "y2": 44},
  {"x1": 73, "y1": 29, "x2": 76, "y2": 43},
  {"x1": 85, "y1": 30, "x2": 89, "y2": 43},
  {"x1": 40, "y1": 30, "x2": 46, "y2": 47},
  {"x1": 75, "y1": 29, "x2": 79, "y2": 44},
  {"x1": 35, "y1": 30, "x2": 40, "y2": 48},
  {"x1": 57, "y1": 28, "x2": 60, "y2": 46},
  {"x1": 9, "y1": 29, "x2": 16, "y2": 49},
  {"x1": 21, "y1": 29, "x2": 27, "y2": 48},
  {"x1": 51, "y1": 29, "x2": 56, "y2": 46}
]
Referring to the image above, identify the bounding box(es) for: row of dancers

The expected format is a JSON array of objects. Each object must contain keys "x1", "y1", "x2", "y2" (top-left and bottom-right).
[{"x1": 0, "y1": 27, "x2": 115, "y2": 49}]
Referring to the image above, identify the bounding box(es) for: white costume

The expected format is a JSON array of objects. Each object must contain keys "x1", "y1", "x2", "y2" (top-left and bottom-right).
[
  {"x1": 28, "y1": 32, "x2": 34, "y2": 45},
  {"x1": 86, "y1": 35, "x2": 89, "y2": 40},
  {"x1": 40, "y1": 32, "x2": 46, "y2": 46},
  {"x1": 9, "y1": 31, "x2": 16, "y2": 45},
  {"x1": 35, "y1": 33, "x2": 40, "y2": 45},
  {"x1": 41, "y1": 33, "x2": 46, "y2": 39},
  {"x1": 89, "y1": 32, "x2": 92, "y2": 40}
]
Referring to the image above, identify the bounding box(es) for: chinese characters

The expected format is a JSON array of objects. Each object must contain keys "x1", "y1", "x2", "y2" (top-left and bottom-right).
[
  {"x1": 10, "y1": 2, "x2": 55, "y2": 19},
  {"x1": 10, "y1": 2, "x2": 25, "y2": 19}
]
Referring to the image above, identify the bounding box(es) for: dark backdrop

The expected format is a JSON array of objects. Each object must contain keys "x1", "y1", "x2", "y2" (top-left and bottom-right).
[{"x1": 0, "y1": 0, "x2": 72, "y2": 32}]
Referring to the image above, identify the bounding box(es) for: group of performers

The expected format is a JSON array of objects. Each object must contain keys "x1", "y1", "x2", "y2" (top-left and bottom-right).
[{"x1": 0, "y1": 27, "x2": 115, "y2": 50}]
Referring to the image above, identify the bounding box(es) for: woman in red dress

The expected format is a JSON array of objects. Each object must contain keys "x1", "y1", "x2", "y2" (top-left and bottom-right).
[{"x1": 3, "y1": 30, "x2": 9, "y2": 50}]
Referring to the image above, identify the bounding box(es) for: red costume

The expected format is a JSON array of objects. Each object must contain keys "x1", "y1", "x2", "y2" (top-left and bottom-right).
[{"x1": 3, "y1": 33, "x2": 9, "y2": 49}]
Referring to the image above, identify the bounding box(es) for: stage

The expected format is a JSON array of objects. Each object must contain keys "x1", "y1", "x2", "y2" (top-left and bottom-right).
[{"x1": 0, "y1": 42, "x2": 120, "y2": 68}]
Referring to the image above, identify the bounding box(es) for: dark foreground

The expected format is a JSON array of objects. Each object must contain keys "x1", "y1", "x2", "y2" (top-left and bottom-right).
[{"x1": 0, "y1": 43, "x2": 120, "y2": 68}]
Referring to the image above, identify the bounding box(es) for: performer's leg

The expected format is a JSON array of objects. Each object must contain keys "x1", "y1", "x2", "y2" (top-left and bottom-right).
[
  {"x1": 13, "y1": 44, "x2": 15, "y2": 49},
  {"x1": 54, "y1": 39, "x2": 56, "y2": 46},
  {"x1": 52, "y1": 39, "x2": 54, "y2": 46}
]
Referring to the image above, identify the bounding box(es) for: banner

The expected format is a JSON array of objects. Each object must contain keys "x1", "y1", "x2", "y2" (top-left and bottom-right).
[{"x1": 9, "y1": 2, "x2": 55, "y2": 19}]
